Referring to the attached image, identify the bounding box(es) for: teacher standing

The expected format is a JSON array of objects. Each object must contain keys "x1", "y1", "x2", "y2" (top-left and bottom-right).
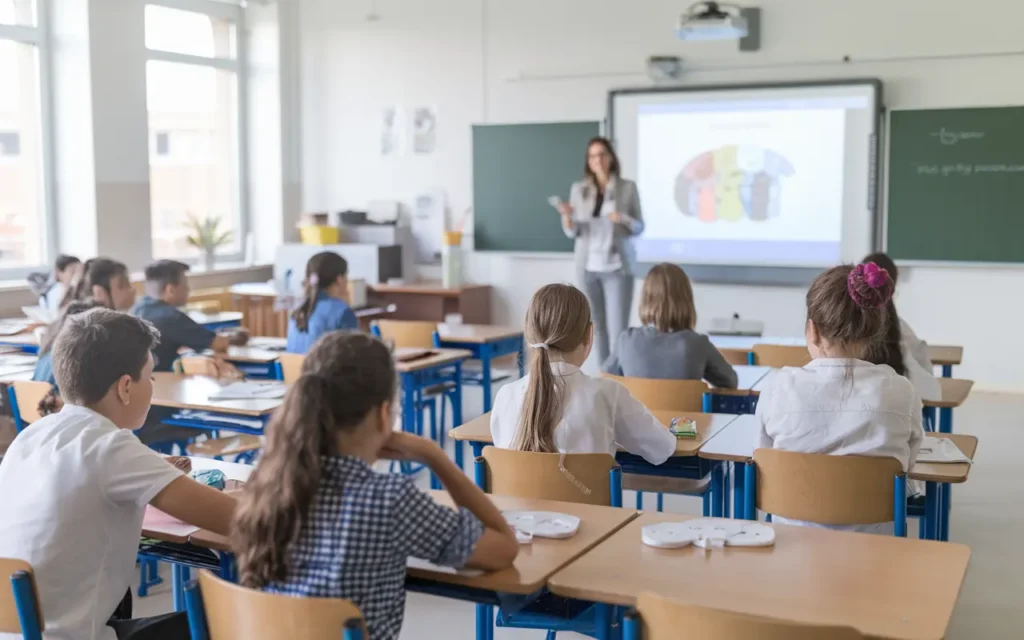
[{"x1": 556, "y1": 137, "x2": 644, "y2": 365}]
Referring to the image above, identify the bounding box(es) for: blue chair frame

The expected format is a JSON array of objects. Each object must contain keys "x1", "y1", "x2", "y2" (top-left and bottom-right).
[
  {"x1": 183, "y1": 579, "x2": 363, "y2": 640},
  {"x1": 7, "y1": 386, "x2": 28, "y2": 433},
  {"x1": 5, "y1": 569, "x2": 43, "y2": 640}
]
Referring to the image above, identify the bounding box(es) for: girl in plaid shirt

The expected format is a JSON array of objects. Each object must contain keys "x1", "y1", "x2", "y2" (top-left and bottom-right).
[{"x1": 233, "y1": 332, "x2": 517, "y2": 639}]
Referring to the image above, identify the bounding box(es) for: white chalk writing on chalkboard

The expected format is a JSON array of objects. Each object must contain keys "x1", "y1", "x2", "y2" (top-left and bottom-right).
[
  {"x1": 915, "y1": 163, "x2": 1024, "y2": 176},
  {"x1": 929, "y1": 128, "x2": 985, "y2": 145}
]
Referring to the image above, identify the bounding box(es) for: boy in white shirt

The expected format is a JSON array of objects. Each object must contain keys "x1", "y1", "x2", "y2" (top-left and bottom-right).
[
  {"x1": 0, "y1": 308, "x2": 237, "y2": 640},
  {"x1": 755, "y1": 262, "x2": 925, "y2": 534},
  {"x1": 491, "y1": 283, "x2": 675, "y2": 465}
]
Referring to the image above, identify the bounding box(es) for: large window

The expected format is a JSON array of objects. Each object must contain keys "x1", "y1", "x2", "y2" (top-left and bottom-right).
[
  {"x1": 145, "y1": 1, "x2": 245, "y2": 262},
  {"x1": 0, "y1": 0, "x2": 50, "y2": 271}
]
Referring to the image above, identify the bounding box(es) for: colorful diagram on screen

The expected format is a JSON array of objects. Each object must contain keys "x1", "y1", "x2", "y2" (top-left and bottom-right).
[{"x1": 674, "y1": 145, "x2": 795, "y2": 223}]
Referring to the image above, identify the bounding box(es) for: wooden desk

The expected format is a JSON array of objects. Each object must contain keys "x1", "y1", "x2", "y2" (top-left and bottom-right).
[
  {"x1": 928, "y1": 345, "x2": 962, "y2": 367},
  {"x1": 393, "y1": 348, "x2": 472, "y2": 373},
  {"x1": 218, "y1": 346, "x2": 281, "y2": 364},
  {"x1": 0, "y1": 369, "x2": 34, "y2": 383},
  {"x1": 247, "y1": 336, "x2": 286, "y2": 350},
  {"x1": 436, "y1": 324, "x2": 523, "y2": 343},
  {"x1": 150, "y1": 373, "x2": 282, "y2": 417},
  {"x1": 435, "y1": 323, "x2": 525, "y2": 414},
  {"x1": 732, "y1": 365, "x2": 773, "y2": 391},
  {"x1": 187, "y1": 311, "x2": 244, "y2": 330},
  {"x1": 450, "y1": 411, "x2": 741, "y2": 458},
  {"x1": 368, "y1": 281, "x2": 491, "y2": 324},
  {"x1": 931, "y1": 378, "x2": 973, "y2": 409},
  {"x1": 547, "y1": 512, "x2": 971, "y2": 640},
  {"x1": 0, "y1": 332, "x2": 39, "y2": 353}
]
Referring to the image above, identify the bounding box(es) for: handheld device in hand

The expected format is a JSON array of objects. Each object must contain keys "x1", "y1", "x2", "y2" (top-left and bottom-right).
[
  {"x1": 669, "y1": 417, "x2": 697, "y2": 438},
  {"x1": 547, "y1": 195, "x2": 564, "y2": 209}
]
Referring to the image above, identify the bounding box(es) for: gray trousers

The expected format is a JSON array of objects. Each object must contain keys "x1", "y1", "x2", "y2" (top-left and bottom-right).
[{"x1": 582, "y1": 269, "x2": 634, "y2": 366}]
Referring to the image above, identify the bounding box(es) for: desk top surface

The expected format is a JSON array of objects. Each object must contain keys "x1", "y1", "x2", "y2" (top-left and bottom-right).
[
  {"x1": 436, "y1": 323, "x2": 524, "y2": 343},
  {"x1": 711, "y1": 335, "x2": 963, "y2": 367},
  {"x1": 150, "y1": 373, "x2": 282, "y2": 416},
  {"x1": 747, "y1": 370, "x2": 972, "y2": 408},
  {"x1": 450, "y1": 411, "x2": 741, "y2": 457},
  {"x1": 369, "y1": 281, "x2": 490, "y2": 296},
  {"x1": 394, "y1": 348, "x2": 472, "y2": 372},
  {"x1": 547, "y1": 512, "x2": 970, "y2": 640},
  {"x1": 187, "y1": 311, "x2": 244, "y2": 325}
]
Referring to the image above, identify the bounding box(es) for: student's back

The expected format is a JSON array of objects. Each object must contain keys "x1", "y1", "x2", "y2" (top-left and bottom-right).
[
  {"x1": 755, "y1": 262, "x2": 923, "y2": 535},
  {"x1": 491, "y1": 283, "x2": 675, "y2": 465},
  {"x1": 286, "y1": 251, "x2": 358, "y2": 353}
]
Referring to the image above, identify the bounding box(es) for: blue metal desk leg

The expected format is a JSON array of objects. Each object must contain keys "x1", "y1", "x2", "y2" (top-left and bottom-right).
[
  {"x1": 481, "y1": 345, "x2": 493, "y2": 414},
  {"x1": 452, "y1": 362, "x2": 464, "y2": 470},
  {"x1": 922, "y1": 406, "x2": 937, "y2": 432},
  {"x1": 939, "y1": 407, "x2": 953, "y2": 434},
  {"x1": 940, "y1": 483, "x2": 951, "y2": 541},
  {"x1": 400, "y1": 372, "x2": 418, "y2": 476},
  {"x1": 472, "y1": 443, "x2": 487, "y2": 489},
  {"x1": 595, "y1": 603, "x2": 613, "y2": 640},
  {"x1": 475, "y1": 604, "x2": 493, "y2": 640},
  {"x1": 924, "y1": 481, "x2": 939, "y2": 540},
  {"x1": 942, "y1": 364, "x2": 952, "y2": 378},
  {"x1": 172, "y1": 565, "x2": 190, "y2": 612},
  {"x1": 732, "y1": 462, "x2": 745, "y2": 520},
  {"x1": 710, "y1": 462, "x2": 724, "y2": 517}
]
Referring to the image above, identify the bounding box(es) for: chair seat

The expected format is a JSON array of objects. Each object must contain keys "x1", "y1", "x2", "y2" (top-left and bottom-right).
[
  {"x1": 622, "y1": 473, "x2": 711, "y2": 496},
  {"x1": 187, "y1": 434, "x2": 264, "y2": 458}
]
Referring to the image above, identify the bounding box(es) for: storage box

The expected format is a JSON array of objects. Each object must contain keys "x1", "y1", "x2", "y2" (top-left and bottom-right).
[{"x1": 299, "y1": 225, "x2": 341, "y2": 245}]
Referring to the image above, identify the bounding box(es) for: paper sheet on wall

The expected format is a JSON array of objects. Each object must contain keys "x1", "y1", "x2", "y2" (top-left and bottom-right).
[
  {"x1": 381, "y1": 105, "x2": 403, "y2": 156},
  {"x1": 412, "y1": 189, "x2": 446, "y2": 264},
  {"x1": 412, "y1": 106, "x2": 438, "y2": 154}
]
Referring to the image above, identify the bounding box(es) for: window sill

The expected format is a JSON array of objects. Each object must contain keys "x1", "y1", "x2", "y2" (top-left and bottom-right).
[{"x1": 0, "y1": 263, "x2": 272, "y2": 295}]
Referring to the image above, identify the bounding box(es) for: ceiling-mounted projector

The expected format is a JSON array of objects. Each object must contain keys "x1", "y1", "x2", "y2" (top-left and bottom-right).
[{"x1": 675, "y1": 2, "x2": 749, "y2": 41}]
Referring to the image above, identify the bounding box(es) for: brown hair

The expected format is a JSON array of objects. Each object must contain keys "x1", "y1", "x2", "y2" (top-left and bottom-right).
[
  {"x1": 234, "y1": 332, "x2": 396, "y2": 588},
  {"x1": 291, "y1": 252, "x2": 349, "y2": 332},
  {"x1": 38, "y1": 299, "x2": 107, "y2": 356},
  {"x1": 511, "y1": 284, "x2": 591, "y2": 453},
  {"x1": 583, "y1": 136, "x2": 620, "y2": 185},
  {"x1": 806, "y1": 263, "x2": 895, "y2": 358},
  {"x1": 143, "y1": 260, "x2": 189, "y2": 296},
  {"x1": 863, "y1": 252, "x2": 898, "y2": 286},
  {"x1": 861, "y1": 253, "x2": 906, "y2": 376},
  {"x1": 51, "y1": 308, "x2": 160, "y2": 405},
  {"x1": 639, "y1": 263, "x2": 697, "y2": 332},
  {"x1": 60, "y1": 258, "x2": 129, "y2": 308}
]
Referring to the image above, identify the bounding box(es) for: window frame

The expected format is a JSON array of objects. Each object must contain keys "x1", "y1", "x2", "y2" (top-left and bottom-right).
[
  {"x1": 0, "y1": 0, "x2": 58, "y2": 279},
  {"x1": 144, "y1": 0, "x2": 249, "y2": 265}
]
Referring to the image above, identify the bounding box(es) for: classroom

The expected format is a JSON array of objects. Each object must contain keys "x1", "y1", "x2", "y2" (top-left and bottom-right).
[{"x1": 0, "y1": 0, "x2": 1021, "y2": 638}]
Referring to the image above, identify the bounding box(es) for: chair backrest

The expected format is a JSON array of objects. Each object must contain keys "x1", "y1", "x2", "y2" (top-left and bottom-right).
[
  {"x1": 11, "y1": 381, "x2": 54, "y2": 427},
  {"x1": 276, "y1": 353, "x2": 305, "y2": 384},
  {"x1": 717, "y1": 348, "x2": 751, "y2": 366},
  {"x1": 175, "y1": 357, "x2": 242, "y2": 379},
  {"x1": 634, "y1": 592, "x2": 863, "y2": 640},
  {"x1": 480, "y1": 447, "x2": 617, "y2": 506},
  {"x1": 0, "y1": 558, "x2": 44, "y2": 637},
  {"x1": 372, "y1": 320, "x2": 437, "y2": 349},
  {"x1": 193, "y1": 571, "x2": 363, "y2": 640},
  {"x1": 603, "y1": 374, "x2": 708, "y2": 412},
  {"x1": 752, "y1": 449, "x2": 903, "y2": 525},
  {"x1": 751, "y1": 344, "x2": 811, "y2": 368}
]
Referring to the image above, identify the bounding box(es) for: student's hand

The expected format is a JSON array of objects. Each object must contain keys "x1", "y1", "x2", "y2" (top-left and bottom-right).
[
  {"x1": 556, "y1": 203, "x2": 573, "y2": 217},
  {"x1": 608, "y1": 212, "x2": 623, "y2": 224},
  {"x1": 167, "y1": 456, "x2": 192, "y2": 473},
  {"x1": 226, "y1": 328, "x2": 250, "y2": 346},
  {"x1": 379, "y1": 432, "x2": 442, "y2": 464}
]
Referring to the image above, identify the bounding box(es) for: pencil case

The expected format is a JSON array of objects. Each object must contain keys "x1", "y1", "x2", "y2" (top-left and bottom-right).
[
  {"x1": 669, "y1": 417, "x2": 697, "y2": 438},
  {"x1": 190, "y1": 469, "x2": 227, "y2": 491}
]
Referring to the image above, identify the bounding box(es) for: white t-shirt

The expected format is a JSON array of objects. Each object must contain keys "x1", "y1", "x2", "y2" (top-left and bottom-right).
[
  {"x1": 900, "y1": 319, "x2": 942, "y2": 402},
  {"x1": 755, "y1": 358, "x2": 924, "y2": 534},
  {"x1": 0, "y1": 405, "x2": 182, "y2": 640},
  {"x1": 490, "y1": 361, "x2": 676, "y2": 465}
]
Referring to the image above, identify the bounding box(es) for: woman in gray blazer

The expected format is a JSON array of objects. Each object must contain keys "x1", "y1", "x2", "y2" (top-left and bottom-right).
[{"x1": 555, "y1": 137, "x2": 644, "y2": 364}]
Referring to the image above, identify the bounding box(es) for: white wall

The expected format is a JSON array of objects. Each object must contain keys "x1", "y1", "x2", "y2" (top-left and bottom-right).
[{"x1": 298, "y1": 0, "x2": 1024, "y2": 390}]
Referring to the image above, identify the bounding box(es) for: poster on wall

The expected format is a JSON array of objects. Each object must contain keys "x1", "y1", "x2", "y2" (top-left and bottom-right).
[
  {"x1": 412, "y1": 189, "x2": 447, "y2": 264},
  {"x1": 380, "y1": 106, "x2": 403, "y2": 156},
  {"x1": 413, "y1": 106, "x2": 438, "y2": 154}
]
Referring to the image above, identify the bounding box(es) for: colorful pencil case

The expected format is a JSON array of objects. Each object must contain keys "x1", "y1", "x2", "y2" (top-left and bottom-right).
[{"x1": 669, "y1": 417, "x2": 697, "y2": 438}]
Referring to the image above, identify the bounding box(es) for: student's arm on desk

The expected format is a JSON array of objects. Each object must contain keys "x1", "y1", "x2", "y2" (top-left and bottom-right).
[
  {"x1": 151, "y1": 477, "x2": 237, "y2": 537},
  {"x1": 754, "y1": 381, "x2": 774, "y2": 449},
  {"x1": 611, "y1": 383, "x2": 676, "y2": 465},
  {"x1": 906, "y1": 393, "x2": 925, "y2": 469}
]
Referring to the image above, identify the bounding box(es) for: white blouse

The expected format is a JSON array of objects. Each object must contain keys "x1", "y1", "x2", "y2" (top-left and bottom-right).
[
  {"x1": 755, "y1": 358, "x2": 925, "y2": 534},
  {"x1": 490, "y1": 361, "x2": 676, "y2": 465},
  {"x1": 900, "y1": 319, "x2": 942, "y2": 402}
]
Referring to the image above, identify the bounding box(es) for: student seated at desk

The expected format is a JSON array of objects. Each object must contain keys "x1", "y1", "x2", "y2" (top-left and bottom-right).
[
  {"x1": 286, "y1": 251, "x2": 359, "y2": 354},
  {"x1": 755, "y1": 263, "x2": 925, "y2": 534},
  {"x1": 863, "y1": 252, "x2": 941, "y2": 402},
  {"x1": 0, "y1": 308, "x2": 237, "y2": 640},
  {"x1": 233, "y1": 332, "x2": 517, "y2": 640},
  {"x1": 132, "y1": 260, "x2": 249, "y2": 372},
  {"x1": 602, "y1": 263, "x2": 737, "y2": 388},
  {"x1": 44, "y1": 253, "x2": 81, "y2": 315},
  {"x1": 60, "y1": 257, "x2": 137, "y2": 311},
  {"x1": 33, "y1": 298, "x2": 106, "y2": 385},
  {"x1": 491, "y1": 283, "x2": 676, "y2": 464}
]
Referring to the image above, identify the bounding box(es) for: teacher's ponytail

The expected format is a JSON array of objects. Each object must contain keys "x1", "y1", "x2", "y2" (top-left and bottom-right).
[{"x1": 511, "y1": 284, "x2": 592, "y2": 453}]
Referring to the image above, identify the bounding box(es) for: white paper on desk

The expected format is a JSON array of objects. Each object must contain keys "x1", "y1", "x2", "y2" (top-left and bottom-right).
[
  {"x1": 915, "y1": 437, "x2": 972, "y2": 464},
  {"x1": 209, "y1": 382, "x2": 287, "y2": 401},
  {"x1": 407, "y1": 557, "x2": 485, "y2": 577},
  {"x1": 143, "y1": 507, "x2": 201, "y2": 538}
]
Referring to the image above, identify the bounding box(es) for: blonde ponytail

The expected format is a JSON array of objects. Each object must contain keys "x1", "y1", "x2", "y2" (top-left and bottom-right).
[{"x1": 510, "y1": 284, "x2": 591, "y2": 453}]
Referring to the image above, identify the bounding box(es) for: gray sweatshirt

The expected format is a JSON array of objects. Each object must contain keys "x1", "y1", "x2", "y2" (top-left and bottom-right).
[{"x1": 602, "y1": 326, "x2": 739, "y2": 388}]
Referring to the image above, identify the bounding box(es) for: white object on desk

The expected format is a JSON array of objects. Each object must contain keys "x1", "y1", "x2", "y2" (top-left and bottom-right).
[
  {"x1": 733, "y1": 365, "x2": 774, "y2": 391},
  {"x1": 708, "y1": 317, "x2": 765, "y2": 337},
  {"x1": 407, "y1": 557, "x2": 485, "y2": 577},
  {"x1": 208, "y1": 382, "x2": 288, "y2": 401},
  {"x1": 916, "y1": 437, "x2": 972, "y2": 464},
  {"x1": 143, "y1": 506, "x2": 201, "y2": 538},
  {"x1": 641, "y1": 519, "x2": 775, "y2": 549},
  {"x1": 189, "y1": 456, "x2": 256, "y2": 482},
  {"x1": 503, "y1": 510, "x2": 580, "y2": 540}
]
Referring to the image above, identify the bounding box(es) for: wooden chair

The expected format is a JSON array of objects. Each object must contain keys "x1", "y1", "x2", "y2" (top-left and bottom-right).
[
  {"x1": 184, "y1": 571, "x2": 364, "y2": 640},
  {"x1": 602, "y1": 374, "x2": 709, "y2": 412},
  {"x1": 372, "y1": 320, "x2": 437, "y2": 349},
  {"x1": 749, "y1": 449, "x2": 907, "y2": 535},
  {"x1": 479, "y1": 447, "x2": 621, "y2": 507},
  {"x1": 717, "y1": 347, "x2": 751, "y2": 366},
  {"x1": 625, "y1": 592, "x2": 864, "y2": 639},
  {"x1": 275, "y1": 353, "x2": 305, "y2": 383},
  {"x1": 751, "y1": 344, "x2": 811, "y2": 367},
  {"x1": 8, "y1": 381, "x2": 54, "y2": 431},
  {"x1": 0, "y1": 558, "x2": 44, "y2": 640}
]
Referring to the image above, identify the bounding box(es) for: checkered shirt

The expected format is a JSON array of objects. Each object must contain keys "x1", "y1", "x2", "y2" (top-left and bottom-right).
[{"x1": 265, "y1": 455, "x2": 484, "y2": 640}]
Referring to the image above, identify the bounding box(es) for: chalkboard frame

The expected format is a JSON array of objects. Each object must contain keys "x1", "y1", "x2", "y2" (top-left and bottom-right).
[{"x1": 607, "y1": 78, "x2": 885, "y2": 286}]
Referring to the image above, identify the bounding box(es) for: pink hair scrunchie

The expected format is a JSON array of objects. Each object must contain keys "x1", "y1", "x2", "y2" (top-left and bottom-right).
[{"x1": 847, "y1": 262, "x2": 893, "y2": 309}]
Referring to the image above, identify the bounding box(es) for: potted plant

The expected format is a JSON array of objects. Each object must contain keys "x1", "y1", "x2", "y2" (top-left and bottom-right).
[{"x1": 185, "y1": 214, "x2": 232, "y2": 271}]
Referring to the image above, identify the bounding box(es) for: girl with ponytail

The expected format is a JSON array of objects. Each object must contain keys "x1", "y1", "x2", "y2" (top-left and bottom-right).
[
  {"x1": 285, "y1": 251, "x2": 359, "y2": 354},
  {"x1": 490, "y1": 283, "x2": 675, "y2": 464},
  {"x1": 755, "y1": 262, "x2": 925, "y2": 534},
  {"x1": 233, "y1": 332, "x2": 516, "y2": 640},
  {"x1": 59, "y1": 257, "x2": 135, "y2": 311}
]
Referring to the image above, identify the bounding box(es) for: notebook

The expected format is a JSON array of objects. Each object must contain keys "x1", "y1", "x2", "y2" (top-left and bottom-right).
[
  {"x1": 208, "y1": 382, "x2": 288, "y2": 401},
  {"x1": 916, "y1": 437, "x2": 972, "y2": 464}
]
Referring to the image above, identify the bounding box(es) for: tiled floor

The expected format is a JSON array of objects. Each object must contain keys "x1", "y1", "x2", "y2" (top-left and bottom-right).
[{"x1": 134, "y1": 389, "x2": 1024, "y2": 639}]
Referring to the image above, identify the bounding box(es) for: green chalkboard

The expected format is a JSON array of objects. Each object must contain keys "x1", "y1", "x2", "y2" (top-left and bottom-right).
[
  {"x1": 887, "y1": 107, "x2": 1024, "y2": 263},
  {"x1": 473, "y1": 121, "x2": 600, "y2": 252}
]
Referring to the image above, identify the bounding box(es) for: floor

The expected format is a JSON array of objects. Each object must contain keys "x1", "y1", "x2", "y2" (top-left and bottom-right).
[{"x1": 134, "y1": 388, "x2": 1024, "y2": 639}]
